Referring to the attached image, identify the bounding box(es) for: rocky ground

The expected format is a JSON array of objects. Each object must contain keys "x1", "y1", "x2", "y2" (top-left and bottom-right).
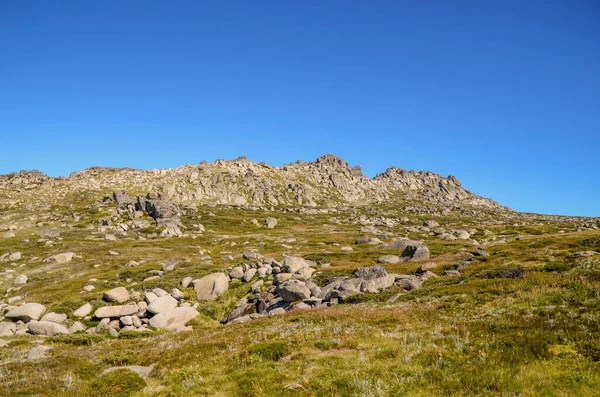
[{"x1": 0, "y1": 156, "x2": 598, "y2": 396}]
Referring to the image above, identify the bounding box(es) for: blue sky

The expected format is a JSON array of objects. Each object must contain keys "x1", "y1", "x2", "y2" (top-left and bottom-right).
[{"x1": 1, "y1": 1, "x2": 598, "y2": 216}]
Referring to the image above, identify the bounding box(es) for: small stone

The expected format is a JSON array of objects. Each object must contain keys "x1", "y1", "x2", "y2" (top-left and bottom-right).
[{"x1": 74, "y1": 303, "x2": 93, "y2": 317}]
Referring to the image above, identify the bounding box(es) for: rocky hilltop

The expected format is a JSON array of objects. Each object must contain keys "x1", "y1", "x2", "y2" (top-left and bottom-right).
[{"x1": 0, "y1": 154, "x2": 506, "y2": 216}]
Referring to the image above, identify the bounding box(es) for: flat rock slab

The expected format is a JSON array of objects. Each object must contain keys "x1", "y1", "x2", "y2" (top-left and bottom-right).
[
  {"x1": 147, "y1": 295, "x2": 177, "y2": 314},
  {"x1": 149, "y1": 307, "x2": 199, "y2": 332},
  {"x1": 44, "y1": 252, "x2": 75, "y2": 263},
  {"x1": 6, "y1": 303, "x2": 46, "y2": 323},
  {"x1": 28, "y1": 320, "x2": 69, "y2": 336},
  {"x1": 94, "y1": 304, "x2": 138, "y2": 318}
]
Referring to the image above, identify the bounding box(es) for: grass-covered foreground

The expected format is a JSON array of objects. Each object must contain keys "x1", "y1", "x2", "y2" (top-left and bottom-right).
[{"x1": 0, "y1": 200, "x2": 598, "y2": 396}]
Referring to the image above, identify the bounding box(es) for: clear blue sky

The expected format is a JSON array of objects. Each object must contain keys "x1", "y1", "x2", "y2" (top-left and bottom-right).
[{"x1": 1, "y1": 1, "x2": 599, "y2": 216}]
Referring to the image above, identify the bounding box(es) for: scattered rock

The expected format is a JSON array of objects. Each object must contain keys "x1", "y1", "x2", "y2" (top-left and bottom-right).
[
  {"x1": 6, "y1": 303, "x2": 46, "y2": 323},
  {"x1": 44, "y1": 252, "x2": 75, "y2": 263},
  {"x1": 194, "y1": 273, "x2": 229, "y2": 301},
  {"x1": 73, "y1": 303, "x2": 93, "y2": 317},
  {"x1": 104, "y1": 287, "x2": 130, "y2": 303},
  {"x1": 377, "y1": 254, "x2": 400, "y2": 264},
  {"x1": 149, "y1": 307, "x2": 199, "y2": 332},
  {"x1": 28, "y1": 320, "x2": 69, "y2": 336},
  {"x1": 264, "y1": 218, "x2": 278, "y2": 228}
]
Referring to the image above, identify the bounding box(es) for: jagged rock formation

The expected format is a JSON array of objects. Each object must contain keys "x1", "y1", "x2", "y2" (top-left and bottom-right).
[{"x1": 0, "y1": 154, "x2": 507, "y2": 215}]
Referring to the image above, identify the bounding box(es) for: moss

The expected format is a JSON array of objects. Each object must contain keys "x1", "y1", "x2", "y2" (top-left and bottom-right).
[
  {"x1": 118, "y1": 330, "x2": 154, "y2": 339},
  {"x1": 84, "y1": 369, "x2": 146, "y2": 397},
  {"x1": 313, "y1": 340, "x2": 339, "y2": 350},
  {"x1": 479, "y1": 266, "x2": 526, "y2": 279},
  {"x1": 49, "y1": 333, "x2": 106, "y2": 346},
  {"x1": 247, "y1": 341, "x2": 289, "y2": 361}
]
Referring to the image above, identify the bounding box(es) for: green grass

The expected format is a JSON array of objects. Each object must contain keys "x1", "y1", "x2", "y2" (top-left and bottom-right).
[{"x1": 0, "y1": 195, "x2": 598, "y2": 396}]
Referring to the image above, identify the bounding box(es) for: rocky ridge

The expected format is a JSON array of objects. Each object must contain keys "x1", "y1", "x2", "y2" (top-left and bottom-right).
[{"x1": 0, "y1": 154, "x2": 508, "y2": 217}]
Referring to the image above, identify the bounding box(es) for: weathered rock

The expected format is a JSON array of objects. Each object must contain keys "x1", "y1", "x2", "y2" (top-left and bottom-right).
[
  {"x1": 73, "y1": 303, "x2": 93, "y2": 317},
  {"x1": 44, "y1": 252, "x2": 75, "y2": 263},
  {"x1": 417, "y1": 262, "x2": 437, "y2": 273},
  {"x1": 147, "y1": 295, "x2": 178, "y2": 314},
  {"x1": 94, "y1": 304, "x2": 138, "y2": 318},
  {"x1": 229, "y1": 266, "x2": 244, "y2": 279},
  {"x1": 355, "y1": 266, "x2": 388, "y2": 280},
  {"x1": 40, "y1": 312, "x2": 67, "y2": 324},
  {"x1": 104, "y1": 287, "x2": 130, "y2": 303},
  {"x1": 149, "y1": 306, "x2": 199, "y2": 332},
  {"x1": 13, "y1": 275, "x2": 28, "y2": 285},
  {"x1": 264, "y1": 217, "x2": 278, "y2": 228},
  {"x1": 377, "y1": 254, "x2": 400, "y2": 264},
  {"x1": 395, "y1": 276, "x2": 423, "y2": 290},
  {"x1": 282, "y1": 256, "x2": 312, "y2": 273},
  {"x1": 277, "y1": 280, "x2": 311, "y2": 302},
  {"x1": 40, "y1": 228, "x2": 61, "y2": 238},
  {"x1": 28, "y1": 320, "x2": 69, "y2": 336},
  {"x1": 194, "y1": 273, "x2": 229, "y2": 301},
  {"x1": 401, "y1": 245, "x2": 430, "y2": 261},
  {"x1": 443, "y1": 270, "x2": 461, "y2": 276},
  {"x1": 242, "y1": 268, "x2": 257, "y2": 282},
  {"x1": 0, "y1": 252, "x2": 21, "y2": 262},
  {"x1": 69, "y1": 322, "x2": 87, "y2": 333},
  {"x1": 456, "y1": 230, "x2": 470, "y2": 240},
  {"x1": 6, "y1": 303, "x2": 46, "y2": 322},
  {"x1": 0, "y1": 322, "x2": 16, "y2": 336},
  {"x1": 27, "y1": 344, "x2": 51, "y2": 361}
]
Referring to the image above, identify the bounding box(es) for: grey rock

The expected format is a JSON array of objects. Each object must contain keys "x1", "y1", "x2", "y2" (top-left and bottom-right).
[
  {"x1": 149, "y1": 306, "x2": 199, "y2": 332},
  {"x1": 40, "y1": 312, "x2": 68, "y2": 324},
  {"x1": 377, "y1": 254, "x2": 400, "y2": 264},
  {"x1": 401, "y1": 245, "x2": 430, "y2": 261},
  {"x1": 147, "y1": 295, "x2": 178, "y2": 314},
  {"x1": 277, "y1": 280, "x2": 311, "y2": 302},
  {"x1": 194, "y1": 272, "x2": 229, "y2": 301},
  {"x1": 264, "y1": 217, "x2": 278, "y2": 228},
  {"x1": 28, "y1": 320, "x2": 69, "y2": 336},
  {"x1": 103, "y1": 287, "x2": 130, "y2": 303},
  {"x1": 6, "y1": 303, "x2": 46, "y2": 323},
  {"x1": 94, "y1": 304, "x2": 138, "y2": 318},
  {"x1": 355, "y1": 266, "x2": 388, "y2": 280}
]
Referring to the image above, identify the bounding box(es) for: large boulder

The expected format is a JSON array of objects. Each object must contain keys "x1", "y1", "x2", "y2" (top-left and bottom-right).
[
  {"x1": 361, "y1": 275, "x2": 395, "y2": 293},
  {"x1": 147, "y1": 295, "x2": 177, "y2": 314},
  {"x1": 28, "y1": 320, "x2": 69, "y2": 336},
  {"x1": 388, "y1": 239, "x2": 421, "y2": 251},
  {"x1": 149, "y1": 307, "x2": 199, "y2": 332},
  {"x1": 44, "y1": 252, "x2": 75, "y2": 263},
  {"x1": 6, "y1": 303, "x2": 46, "y2": 323},
  {"x1": 401, "y1": 245, "x2": 430, "y2": 262},
  {"x1": 94, "y1": 304, "x2": 138, "y2": 318},
  {"x1": 103, "y1": 287, "x2": 130, "y2": 303},
  {"x1": 282, "y1": 256, "x2": 313, "y2": 273},
  {"x1": 195, "y1": 273, "x2": 229, "y2": 301},
  {"x1": 145, "y1": 199, "x2": 179, "y2": 220},
  {"x1": 113, "y1": 190, "x2": 135, "y2": 206},
  {"x1": 277, "y1": 280, "x2": 311, "y2": 302},
  {"x1": 355, "y1": 266, "x2": 388, "y2": 280}
]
